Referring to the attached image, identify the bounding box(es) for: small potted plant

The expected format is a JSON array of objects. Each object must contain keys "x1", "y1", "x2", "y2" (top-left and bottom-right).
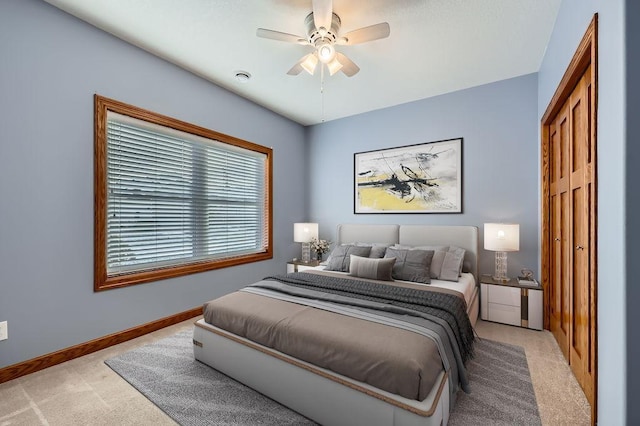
[{"x1": 310, "y1": 237, "x2": 331, "y2": 262}]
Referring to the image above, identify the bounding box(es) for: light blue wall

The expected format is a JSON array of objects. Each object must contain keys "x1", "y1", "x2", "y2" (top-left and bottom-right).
[
  {"x1": 307, "y1": 74, "x2": 540, "y2": 279},
  {"x1": 538, "y1": 0, "x2": 627, "y2": 423},
  {"x1": 0, "y1": 0, "x2": 306, "y2": 368},
  {"x1": 625, "y1": 0, "x2": 639, "y2": 423},
  {"x1": 2, "y1": 1, "x2": 635, "y2": 422}
]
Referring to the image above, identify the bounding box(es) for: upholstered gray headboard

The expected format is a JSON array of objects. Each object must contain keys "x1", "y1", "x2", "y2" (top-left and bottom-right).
[
  {"x1": 335, "y1": 224, "x2": 400, "y2": 246},
  {"x1": 335, "y1": 224, "x2": 479, "y2": 280}
]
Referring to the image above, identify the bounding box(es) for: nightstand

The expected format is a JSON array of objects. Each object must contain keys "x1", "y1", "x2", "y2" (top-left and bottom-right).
[
  {"x1": 480, "y1": 274, "x2": 543, "y2": 330},
  {"x1": 286, "y1": 260, "x2": 321, "y2": 273}
]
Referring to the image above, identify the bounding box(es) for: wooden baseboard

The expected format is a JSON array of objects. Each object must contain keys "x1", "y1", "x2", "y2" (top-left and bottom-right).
[{"x1": 0, "y1": 306, "x2": 202, "y2": 384}]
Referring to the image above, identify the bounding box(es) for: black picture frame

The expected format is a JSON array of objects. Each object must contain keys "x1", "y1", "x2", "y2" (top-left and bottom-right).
[{"x1": 354, "y1": 138, "x2": 463, "y2": 214}]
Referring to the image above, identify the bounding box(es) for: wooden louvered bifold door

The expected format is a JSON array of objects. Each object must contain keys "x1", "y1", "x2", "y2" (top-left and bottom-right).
[
  {"x1": 549, "y1": 98, "x2": 570, "y2": 360},
  {"x1": 568, "y1": 65, "x2": 595, "y2": 405},
  {"x1": 547, "y1": 64, "x2": 596, "y2": 408},
  {"x1": 542, "y1": 16, "x2": 597, "y2": 422}
]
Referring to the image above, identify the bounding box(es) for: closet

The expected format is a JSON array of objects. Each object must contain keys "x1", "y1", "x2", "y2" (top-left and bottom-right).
[{"x1": 541, "y1": 16, "x2": 597, "y2": 422}]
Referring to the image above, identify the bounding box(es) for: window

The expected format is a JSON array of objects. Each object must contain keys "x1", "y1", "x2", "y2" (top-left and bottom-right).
[{"x1": 94, "y1": 95, "x2": 272, "y2": 291}]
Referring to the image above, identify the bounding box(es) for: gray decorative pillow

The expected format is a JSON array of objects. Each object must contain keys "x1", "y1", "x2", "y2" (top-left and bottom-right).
[
  {"x1": 439, "y1": 247, "x2": 466, "y2": 282},
  {"x1": 450, "y1": 246, "x2": 467, "y2": 275},
  {"x1": 326, "y1": 245, "x2": 372, "y2": 272},
  {"x1": 392, "y1": 244, "x2": 448, "y2": 251},
  {"x1": 392, "y1": 244, "x2": 448, "y2": 278},
  {"x1": 349, "y1": 255, "x2": 396, "y2": 281},
  {"x1": 384, "y1": 248, "x2": 434, "y2": 284},
  {"x1": 355, "y1": 242, "x2": 390, "y2": 258},
  {"x1": 429, "y1": 249, "x2": 448, "y2": 278}
]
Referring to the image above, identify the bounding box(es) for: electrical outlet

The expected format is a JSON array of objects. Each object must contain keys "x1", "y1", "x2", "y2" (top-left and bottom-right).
[{"x1": 0, "y1": 321, "x2": 7, "y2": 341}]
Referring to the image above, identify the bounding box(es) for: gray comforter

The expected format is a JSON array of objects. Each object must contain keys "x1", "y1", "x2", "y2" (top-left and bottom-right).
[
  {"x1": 203, "y1": 271, "x2": 474, "y2": 403},
  {"x1": 262, "y1": 272, "x2": 474, "y2": 364}
]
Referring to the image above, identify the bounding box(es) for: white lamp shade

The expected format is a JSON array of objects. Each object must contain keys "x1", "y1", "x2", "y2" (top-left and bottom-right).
[
  {"x1": 484, "y1": 223, "x2": 519, "y2": 252},
  {"x1": 294, "y1": 223, "x2": 318, "y2": 243}
]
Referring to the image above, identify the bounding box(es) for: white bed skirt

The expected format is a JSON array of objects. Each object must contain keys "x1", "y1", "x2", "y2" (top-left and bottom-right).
[{"x1": 193, "y1": 319, "x2": 450, "y2": 426}]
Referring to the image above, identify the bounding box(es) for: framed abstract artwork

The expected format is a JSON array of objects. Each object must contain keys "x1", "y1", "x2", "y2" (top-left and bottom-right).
[{"x1": 354, "y1": 138, "x2": 463, "y2": 214}]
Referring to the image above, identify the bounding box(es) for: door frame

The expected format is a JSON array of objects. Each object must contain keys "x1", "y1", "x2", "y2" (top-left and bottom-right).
[{"x1": 540, "y1": 14, "x2": 598, "y2": 423}]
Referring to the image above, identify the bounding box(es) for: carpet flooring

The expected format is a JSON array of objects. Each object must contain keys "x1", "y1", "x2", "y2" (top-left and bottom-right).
[
  {"x1": 449, "y1": 338, "x2": 541, "y2": 425},
  {"x1": 105, "y1": 330, "x2": 540, "y2": 425}
]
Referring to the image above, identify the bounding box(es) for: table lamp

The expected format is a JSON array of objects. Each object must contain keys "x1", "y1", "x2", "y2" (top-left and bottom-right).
[
  {"x1": 294, "y1": 223, "x2": 318, "y2": 263},
  {"x1": 484, "y1": 223, "x2": 519, "y2": 281}
]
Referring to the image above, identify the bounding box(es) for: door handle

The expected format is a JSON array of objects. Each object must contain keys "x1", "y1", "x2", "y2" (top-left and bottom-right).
[
  {"x1": 554, "y1": 238, "x2": 560, "y2": 241},
  {"x1": 576, "y1": 245, "x2": 584, "y2": 250}
]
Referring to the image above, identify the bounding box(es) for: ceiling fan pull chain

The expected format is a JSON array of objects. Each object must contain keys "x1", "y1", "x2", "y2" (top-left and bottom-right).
[{"x1": 320, "y1": 65, "x2": 325, "y2": 122}]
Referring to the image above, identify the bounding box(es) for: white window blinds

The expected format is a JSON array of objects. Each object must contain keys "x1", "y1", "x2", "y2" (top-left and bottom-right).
[{"x1": 106, "y1": 111, "x2": 267, "y2": 275}]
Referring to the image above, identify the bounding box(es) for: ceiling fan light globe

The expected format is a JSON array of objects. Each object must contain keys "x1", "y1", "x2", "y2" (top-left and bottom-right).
[
  {"x1": 326, "y1": 57, "x2": 343, "y2": 75},
  {"x1": 300, "y1": 53, "x2": 319, "y2": 75},
  {"x1": 317, "y1": 43, "x2": 335, "y2": 63}
]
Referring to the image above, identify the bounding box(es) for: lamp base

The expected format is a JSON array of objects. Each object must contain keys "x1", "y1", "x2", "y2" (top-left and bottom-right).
[
  {"x1": 493, "y1": 251, "x2": 509, "y2": 281},
  {"x1": 301, "y1": 242, "x2": 311, "y2": 263}
]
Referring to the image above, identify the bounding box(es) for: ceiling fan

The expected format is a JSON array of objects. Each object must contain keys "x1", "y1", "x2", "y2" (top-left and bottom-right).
[{"x1": 256, "y1": 0, "x2": 390, "y2": 77}]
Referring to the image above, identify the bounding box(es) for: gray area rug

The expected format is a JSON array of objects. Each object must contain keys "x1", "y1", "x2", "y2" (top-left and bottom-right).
[
  {"x1": 449, "y1": 338, "x2": 541, "y2": 426},
  {"x1": 105, "y1": 330, "x2": 540, "y2": 425}
]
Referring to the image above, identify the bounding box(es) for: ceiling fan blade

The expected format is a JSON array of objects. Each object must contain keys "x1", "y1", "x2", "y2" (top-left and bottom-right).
[
  {"x1": 338, "y1": 22, "x2": 390, "y2": 45},
  {"x1": 287, "y1": 62, "x2": 304, "y2": 76},
  {"x1": 336, "y1": 52, "x2": 360, "y2": 77},
  {"x1": 312, "y1": 0, "x2": 333, "y2": 30},
  {"x1": 257, "y1": 28, "x2": 307, "y2": 44}
]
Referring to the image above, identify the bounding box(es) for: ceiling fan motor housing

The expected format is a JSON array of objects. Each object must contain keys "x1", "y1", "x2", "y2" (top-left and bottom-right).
[{"x1": 305, "y1": 12, "x2": 341, "y2": 46}]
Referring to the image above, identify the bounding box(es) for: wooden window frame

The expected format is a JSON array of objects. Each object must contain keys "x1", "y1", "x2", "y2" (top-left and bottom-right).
[{"x1": 94, "y1": 95, "x2": 273, "y2": 291}]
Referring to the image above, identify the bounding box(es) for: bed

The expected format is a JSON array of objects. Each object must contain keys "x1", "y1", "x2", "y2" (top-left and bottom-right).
[{"x1": 193, "y1": 224, "x2": 479, "y2": 426}]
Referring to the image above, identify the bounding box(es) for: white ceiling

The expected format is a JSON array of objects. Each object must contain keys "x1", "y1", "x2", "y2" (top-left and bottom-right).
[{"x1": 44, "y1": 0, "x2": 561, "y2": 126}]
